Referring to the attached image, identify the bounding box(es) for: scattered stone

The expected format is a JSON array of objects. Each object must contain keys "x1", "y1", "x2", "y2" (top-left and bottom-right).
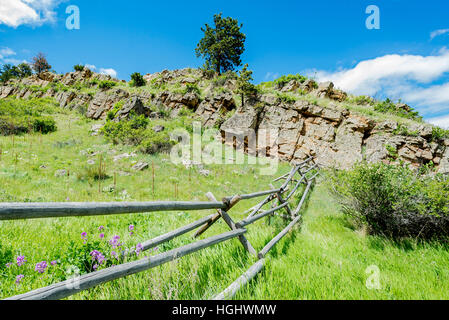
[
  {"x1": 153, "y1": 125, "x2": 165, "y2": 133},
  {"x1": 113, "y1": 152, "x2": 137, "y2": 162},
  {"x1": 90, "y1": 124, "x2": 104, "y2": 136},
  {"x1": 132, "y1": 162, "x2": 149, "y2": 171},
  {"x1": 87, "y1": 159, "x2": 95, "y2": 165}
]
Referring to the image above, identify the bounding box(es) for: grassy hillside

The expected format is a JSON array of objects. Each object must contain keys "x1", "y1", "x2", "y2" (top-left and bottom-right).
[{"x1": 0, "y1": 99, "x2": 448, "y2": 300}]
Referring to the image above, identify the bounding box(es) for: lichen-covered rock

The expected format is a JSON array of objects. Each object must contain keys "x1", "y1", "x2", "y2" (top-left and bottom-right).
[
  {"x1": 196, "y1": 92, "x2": 235, "y2": 127},
  {"x1": 114, "y1": 96, "x2": 149, "y2": 120},
  {"x1": 87, "y1": 89, "x2": 129, "y2": 119}
]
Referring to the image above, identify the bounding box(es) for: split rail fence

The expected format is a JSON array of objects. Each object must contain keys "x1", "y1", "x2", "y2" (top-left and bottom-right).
[{"x1": 0, "y1": 157, "x2": 319, "y2": 300}]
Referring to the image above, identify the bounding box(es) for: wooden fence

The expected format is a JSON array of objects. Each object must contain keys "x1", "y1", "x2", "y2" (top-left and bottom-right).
[{"x1": 1, "y1": 157, "x2": 319, "y2": 300}]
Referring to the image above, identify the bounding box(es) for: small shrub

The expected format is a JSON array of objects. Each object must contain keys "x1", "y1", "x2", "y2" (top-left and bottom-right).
[
  {"x1": 89, "y1": 79, "x2": 99, "y2": 87},
  {"x1": 138, "y1": 131, "x2": 173, "y2": 154},
  {"x1": 32, "y1": 116, "x2": 57, "y2": 134},
  {"x1": 102, "y1": 114, "x2": 149, "y2": 145},
  {"x1": 98, "y1": 80, "x2": 117, "y2": 90},
  {"x1": 130, "y1": 72, "x2": 146, "y2": 87},
  {"x1": 78, "y1": 165, "x2": 110, "y2": 182},
  {"x1": 348, "y1": 95, "x2": 374, "y2": 106},
  {"x1": 74, "y1": 64, "x2": 85, "y2": 72},
  {"x1": 212, "y1": 71, "x2": 237, "y2": 87},
  {"x1": 273, "y1": 74, "x2": 307, "y2": 89},
  {"x1": 330, "y1": 162, "x2": 449, "y2": 240},
  {"x1": 106, "y1": 101, "x2": 125, "y2": 120},
  {"x1": 0, "y1": 98, "x2": 57, "y2": 135},
  {"x1": 374, "y1": 98, "x2": 422, "y2": 121},
  {"x1": 276, "y1": 92, "x2": 296, "y2": 104},
  {"x1": 431, "y1": 126, "x2": 449, "y2": 142},
  {"x1": 392, "y1": 124, "x2": 419, "y2": 137},
  {"x1": 183, "y1": 83, "x2": 201, "y2": 95},
  {"x1": 385, "y1": 144, "x2": 398, "y2": 160}
]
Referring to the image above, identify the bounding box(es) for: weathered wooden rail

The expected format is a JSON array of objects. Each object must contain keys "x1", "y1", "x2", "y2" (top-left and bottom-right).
[{"x1": 1, "y1": 157, "x2": 319, "y2": 300}]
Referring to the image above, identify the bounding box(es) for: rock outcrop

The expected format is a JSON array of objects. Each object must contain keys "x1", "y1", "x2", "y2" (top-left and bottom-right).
[{"x1": 1, "y1": 68, "x2": 447, "y2": 173}]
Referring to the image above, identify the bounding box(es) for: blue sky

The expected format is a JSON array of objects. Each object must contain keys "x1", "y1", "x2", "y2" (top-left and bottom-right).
[{"x1": 1, "y1": 0, "x2": 449, "y2": 125}]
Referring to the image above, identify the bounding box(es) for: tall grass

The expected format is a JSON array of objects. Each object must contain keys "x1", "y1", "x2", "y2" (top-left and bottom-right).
[{"x1": 0, "y1": 109, "x2": 448, "y2": 300}]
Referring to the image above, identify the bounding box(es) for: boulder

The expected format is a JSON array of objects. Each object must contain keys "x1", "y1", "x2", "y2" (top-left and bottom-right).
[
  {"x1": 328, "y1": 89, "x2": 347, "y2": 102},
  {"x1": 153, "y1": 125, "x2": 165, "y2": 133},
  {"x1": 86, "y1": 89, "x2": 129, "y2": 119},
  {"x1": 300, "y1": 79, "x2": 317, "y2": 93},
  {"x1": 315, "y1": 81, "x2": 334, "y2": 98},
  {"x1": 281, "y1": 80, "x2": 300, "y2": 92},
  {"x1": 132, "y1": 162, "x2": 149, "y2": 171},
  {"x1": 114, "y1": 97, "x2": 149, "y2": 120}
]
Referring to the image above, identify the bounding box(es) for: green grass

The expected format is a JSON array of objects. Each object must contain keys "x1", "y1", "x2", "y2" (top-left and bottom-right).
[{"x1": 0, "y1": 107, "x2": 448, "y2": 300}]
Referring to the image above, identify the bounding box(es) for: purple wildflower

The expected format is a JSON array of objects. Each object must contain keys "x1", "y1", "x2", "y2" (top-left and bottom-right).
[
  {"x1": 129, "y1": 225, "x2": 135, "y2": 236},
  {"x1": 81, "y1": 232, "x2": 88, "y2": 243},
  {"x1": 35, "y1": 261, "x2": 48, "y2": 274},
  {"x1": 109, "y1": 235, "x2": 122, "y2": 249},
  {"x1": 15, "y1": 274, "x2": 24, "y2": 285},
  {"x1": 110, "y1": 251, "x2": 118, "y2": 259},
  {"x1": 51, "y1": 260, "x2": 57, "y2": 266},
  {"x1": 99, "y1": 233, "x2": 105, "y2": 239},
  {"x1": 5, "y1": 263, "x2": 12, "y2": 268},
  {"x1": 16, "y1": 255, "x2": 27, "y2": 267},
  {"x1": 90, "y1": 250, "x2": 106, "y2": 265},
  {"x1": 93, "y1": 264, "x2": 98, "y2": 271},
  {"x1": 135, "y1": 243, "x2": 143, "y2": 256},
  {"x1": 98, "y1": 226, "x2": 104, "y2": 231}
]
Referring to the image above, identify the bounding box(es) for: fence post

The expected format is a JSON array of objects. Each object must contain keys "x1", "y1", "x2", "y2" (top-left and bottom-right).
[{"x1": 205, "y1": 192, "x2": 257, "y2": 256}]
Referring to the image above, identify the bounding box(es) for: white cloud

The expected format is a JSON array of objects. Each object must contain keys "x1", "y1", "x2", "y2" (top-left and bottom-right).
[
  {"x1": 264, "y1": 72, "x2": 279, "y2": 82},
  {"x1": 85, "y1": 64, "x2": 96, "y2": 71},
  {"x1": 0, "y1": 47, "x2": 16, "y2": 59},
  {"x1": 0, "y1": 0, "x2": 63, "y2": 28},
  {"x1": 82, "y1": 64, "x2": 118, "y2": 78},
  {"x1": 430, "y1": 29, "x2": 449, "y2": 40},
  {"x1": 313, "y1": 48, "x2": 449, "y2": 96},
  {"x1": 311, "y1": 48, "x2": 449, "y2": 118},
  {"x1": 99, "y1": 68, "x2": 117, "y2": 78},
  {"x1": 427, "y1": 114, "x2": 449, "y2": 129},
  {"x1": 0, "y1": 47, "x2": 25, "y2": 64}
]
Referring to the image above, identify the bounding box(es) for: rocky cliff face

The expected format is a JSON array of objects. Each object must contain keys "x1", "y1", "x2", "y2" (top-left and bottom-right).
[{"x1": 1, "y1": 68, "x2": 448, "y2": 173}]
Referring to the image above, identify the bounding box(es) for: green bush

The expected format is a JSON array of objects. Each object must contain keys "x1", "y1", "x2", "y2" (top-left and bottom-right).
[
  {"x1": 330, "y1": 162, "x2": 449, "y2": 240},
  {"x1": 374, "y1": 98, "x2": 422, "y2": 121},
  {"x1": 183, "y1": 83, "x2": 201, "y2": 95},
  {"x1": 98, "y1": 80, "x2": 117, "y2": 90},
  {"x1": 348, "y1": 95, "x2": 374, "y2": 106},
  {"x1": 0, "y1": 98, "x2": 58, "y2": 135},
  {"x1": 32, "y1": 116, "x2": 57, "y2": 134},
  {"x1": 138, "y1": 131, "x2": 173, "y2": 154},
  {"x1": 212, "y1": 71, "x2": 237, "y2": 87},
  {"x1": 273, "y1": 74, "x2": 307, "y2": 88},
  {"x1": 431, "y1": 126, "x2": 449, "y2": 142},
  {"x1": 392, "y1": 124, "x2": 419, "y2": 137},
  {"x1": 74, "y1": 64, "x2": 85, "y2": 72},
  {"x1": 102, "y1": 114, "x2": 149, "y2": 145},
  {"x1": 276, "y1": 92, "x2": 297, "y2": 103},
  {"x1": 130, "y1": 72, "x2": 146, "y2": 87},
  {"x1": 77, "y1": 165, "x2": 110, "y2": 182}
]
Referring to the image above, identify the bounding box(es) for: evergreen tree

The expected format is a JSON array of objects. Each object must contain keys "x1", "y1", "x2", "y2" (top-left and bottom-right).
[
  {"x1": 196, "y1": 13, "x2": 246, "y2": 75},
  {"x1": 236, "y1": 64, "x2": 257, "y2": 106}
]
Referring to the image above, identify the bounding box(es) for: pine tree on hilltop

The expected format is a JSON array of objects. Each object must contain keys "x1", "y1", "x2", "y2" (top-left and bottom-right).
[{"x1": 196, "y1": 13, "x2": 246, "y2": 75}]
